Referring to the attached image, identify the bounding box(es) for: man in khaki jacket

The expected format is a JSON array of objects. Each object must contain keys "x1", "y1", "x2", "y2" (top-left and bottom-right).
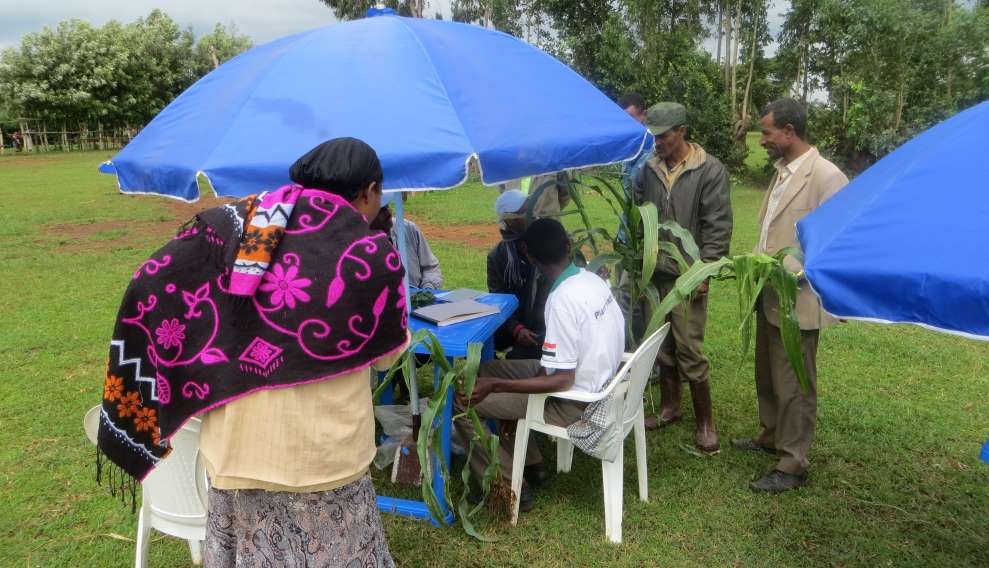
[{"x1": 732, "y1": 98, "x2": 848, "y2": 492}]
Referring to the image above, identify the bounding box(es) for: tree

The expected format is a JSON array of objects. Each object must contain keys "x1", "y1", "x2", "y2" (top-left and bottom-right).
[
  {"x1": 0, "y1": 10, "x2": 255, "y2": 142},
  {"x1": 114, "y1": 10, "x2": 198, "y2": 128},
  {"x1": 318, "y1": 0, "x2": 425, "y2": 19},
  {"x1": 195, "y1": 23, "x2": 254, "y2": 75},
  {"x1": 526, "y1": 0, "x2": 746, "y2": 167},
  {"x1": 777, "y1": 0, "x2": 988, "y2": 169},
  {"x1": 451, "y1": 0, "x2": 525, "y2": 35}
]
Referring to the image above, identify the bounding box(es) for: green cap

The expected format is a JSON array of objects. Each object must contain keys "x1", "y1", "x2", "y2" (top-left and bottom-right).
[{"x1": 644, "y1": 102, "x2": 686, "y2": 135}]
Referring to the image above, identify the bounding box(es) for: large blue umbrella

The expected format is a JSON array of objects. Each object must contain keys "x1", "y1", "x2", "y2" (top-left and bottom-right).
[
  {"x1": 103, "y1": 14, "x2": 648, "y2": 202},
  {"x1": 798, "y1": 101, "x2": 989, "y2": 340}
]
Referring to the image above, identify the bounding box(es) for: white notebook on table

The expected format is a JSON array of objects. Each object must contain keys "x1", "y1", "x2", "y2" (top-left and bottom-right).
[{"x1": 412, "y1": 300, "x2": 498, "y2": 327}]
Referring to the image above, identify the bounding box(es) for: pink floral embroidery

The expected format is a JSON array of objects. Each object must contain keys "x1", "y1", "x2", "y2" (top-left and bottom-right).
[
  {"x1": 260, "y1": 263, "x2": 311, "y2": 309},
  {"x1": 239, "y1": 337, "x2": 284, "y2": 376},
  {"x1": 250, "y1": 341, "x2": 276, "y2": 363},
  {"x1": 155, "y1": 318, "x2": 186, "y2": 349}
]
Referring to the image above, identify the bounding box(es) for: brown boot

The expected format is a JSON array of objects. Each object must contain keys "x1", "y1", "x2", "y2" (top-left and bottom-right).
[
  {"x1": 689, "y1": 381, "x2": 720, "y2": 454},
  {"x1": 646, "y1": 373, "x2": 682, "y2": 430}
]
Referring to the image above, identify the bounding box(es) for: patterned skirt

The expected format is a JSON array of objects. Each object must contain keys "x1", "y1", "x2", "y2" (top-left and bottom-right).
[{"x1": 204, "y1": 474, "x2": 395, "y2": 568}]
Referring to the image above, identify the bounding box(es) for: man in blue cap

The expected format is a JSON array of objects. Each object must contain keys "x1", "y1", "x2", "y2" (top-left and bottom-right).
[
  {"x1": 618, "y1": 93, "x2": 652, "y2": 199},
  {"x1": 617, "y1": 93, "x2": 653, "y2": 244},
  {"x1": 487, "y1": 190, "x2": 551, "y2": 360},
  {"x1": 634, "y1": 102, "x2": 733, "y2": 454}
]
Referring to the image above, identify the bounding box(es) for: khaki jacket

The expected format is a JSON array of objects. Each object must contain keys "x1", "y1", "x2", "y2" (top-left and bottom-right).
[{"x1": 757, "y1": 147, "x2": 848, "y2": 330}]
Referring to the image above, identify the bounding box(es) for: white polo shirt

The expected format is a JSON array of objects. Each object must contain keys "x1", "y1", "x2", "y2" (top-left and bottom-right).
[{"x1": 540, "y1": 266, "x2": 625, "y2": 393}]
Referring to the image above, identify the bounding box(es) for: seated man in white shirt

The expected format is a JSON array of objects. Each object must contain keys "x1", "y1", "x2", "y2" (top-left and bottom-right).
[{"x1": 454, "y1": 218, "x2": 625, "y2": 513}]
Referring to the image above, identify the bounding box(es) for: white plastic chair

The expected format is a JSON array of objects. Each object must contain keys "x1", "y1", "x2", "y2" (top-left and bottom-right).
[
  {"x1": 509, "y1": 323, "x2": 670, "y2": 543},
  {"x1": 83, "y1": 405, "x2": 209, "y2": 566}
]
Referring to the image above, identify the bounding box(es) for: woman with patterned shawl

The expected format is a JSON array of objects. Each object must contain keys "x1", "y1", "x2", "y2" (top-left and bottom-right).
[{"x1": 97, "y1": 138, "x2": 408, "y2": 567}]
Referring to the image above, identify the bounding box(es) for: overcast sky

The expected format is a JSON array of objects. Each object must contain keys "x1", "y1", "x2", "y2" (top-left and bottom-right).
[
  {"x1": 0, "y1": 0, "x2": 339, "y2": 50},
  {"x1": 1, "y1": 0, "x2": 787, "y2": 54}
]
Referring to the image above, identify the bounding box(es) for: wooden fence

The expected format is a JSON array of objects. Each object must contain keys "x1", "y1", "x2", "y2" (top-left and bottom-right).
[{"x1": 1, "y1": 121, "x2": 135, "y2": 154}]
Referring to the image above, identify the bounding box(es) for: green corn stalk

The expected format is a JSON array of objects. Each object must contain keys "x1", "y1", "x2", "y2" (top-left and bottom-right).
[
  {"x1": 375, "y1": 331, "x2": 500, "y2": 540},
  {"x1": 570, "y1": 176, "x2": 662, "y2": 350},
  {"x1": 567, "y1": 175, "x2": 811, "y2": 393},
  {"x1": 566, "y1": 183, "x2": 600, "y2": 256}
]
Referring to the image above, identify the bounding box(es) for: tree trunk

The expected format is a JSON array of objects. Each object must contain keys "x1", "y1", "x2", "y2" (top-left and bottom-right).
[
  {"x1": 98, "y1": 122, "x2": 105, "y2": 151},
  {"x1": 944, "y1": 0, "x2": 955, "y2": 101},
  {"x1": 894, "y1": 77, "x2": 906, "y2": 131},
  {"x1": 210, "y1": 44, "x2": 220, "y2": 69},
  {"x1": 62, "y1": 124, "x2": 69, "y2": 151},
  {"x1": 723, "y1": 5, "x2": 733, "y2": 87},
  {"x1": 842, "y1": 88, "x2": 849, "y2": 133},
  {"x1": 792, "y1": 32, "x2": 806, "y2": 99},
  {"x1": 737, "y1": 10, "x2": 760, "y2": 140},
  {"x1": 715, "y1": 4, "x2": 723, "y2": 65},
  {"x1": 801, "y1": 42, "x2": 810, "y2": 104},
  {"x1": 730, "y1": 0, "x2": 742, "y2": 118},
  {"x1": 42, "y1": 122, "x2": 50, "y2": 152},
  {"x1": 0, "y1": 125, "x2": 4, "y2": 155}
]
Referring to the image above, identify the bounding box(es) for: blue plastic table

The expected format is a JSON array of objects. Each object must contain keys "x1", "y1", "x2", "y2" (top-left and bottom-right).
[{"x1": 376, "y1": 291, "x2": 518, "y2": 525}]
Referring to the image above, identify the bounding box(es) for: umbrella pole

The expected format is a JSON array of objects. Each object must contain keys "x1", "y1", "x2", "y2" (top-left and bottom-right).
[
  {"x1": 392, "y1": 193, "x2": 422, "y2": 474},
  {"x1": 393, "y1": 192, "x2": 412, "y2": 316}
]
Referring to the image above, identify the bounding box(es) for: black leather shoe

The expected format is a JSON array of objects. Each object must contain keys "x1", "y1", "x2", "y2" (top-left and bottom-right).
[
  {"x1": 749, "y1": 469, "x2": 807, "y2": 493},
  {"x1": 518, "y1": 484, "x2": 536, "y2": 513},
  {"x1": 523, "y1": 464, "x2": 549, "y2": 488},
  {"x1": 731, "y1": 438, "x2": 776, "y2": 454}
]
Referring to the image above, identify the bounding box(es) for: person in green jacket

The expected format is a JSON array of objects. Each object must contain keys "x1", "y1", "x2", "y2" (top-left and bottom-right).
[{"x1": 633, "y1": 102, "x2": 733, "y2": 454}]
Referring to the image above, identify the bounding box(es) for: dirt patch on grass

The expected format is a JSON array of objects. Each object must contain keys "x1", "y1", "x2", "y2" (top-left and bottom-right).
[
  {"x1": 43, "y1": 196, "x2": 234, "y2": 254},
  {"x1": 43, "y1": 197, "x2": 495, "y2": 254},
  {"x1": 415, "y1": 221, "x2": 499, "y2": 249},
  {"x1": 162, "y1": 196, "x2": 235, "y2": 220},
  {"x1": 44, "y1": 219, "x2": 175, "y2": 254}
]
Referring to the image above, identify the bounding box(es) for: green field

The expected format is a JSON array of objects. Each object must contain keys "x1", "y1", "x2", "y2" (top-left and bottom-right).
[{"x1": 1, "y1": 150, "x2": 987, "y2": 567}]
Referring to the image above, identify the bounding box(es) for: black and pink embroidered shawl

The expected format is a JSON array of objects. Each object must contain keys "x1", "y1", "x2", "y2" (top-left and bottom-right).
[{"x1": 97, "y1": 185, "x2": 408, "y2": 490}]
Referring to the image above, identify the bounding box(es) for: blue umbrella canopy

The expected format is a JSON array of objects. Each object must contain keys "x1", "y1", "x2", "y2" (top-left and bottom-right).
[
  {"x1": 798, "y1": 101, "x2": 989, "y2": 340},
  {"x1": 104, "y1": 14, "x2": 648, "y2": 201}
]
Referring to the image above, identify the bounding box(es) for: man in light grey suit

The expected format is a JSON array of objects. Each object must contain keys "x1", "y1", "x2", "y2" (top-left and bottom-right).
[{"x1": 733, "y1": 98, "x2": 848, "y2": 492}]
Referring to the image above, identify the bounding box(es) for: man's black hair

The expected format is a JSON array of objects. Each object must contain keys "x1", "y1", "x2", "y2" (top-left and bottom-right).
[
  {"x1": 521, "y1": 218, "x2": 570, "y2": 265},
  {"x1": 762, "y1": 98, "x2": 808, "y2": 139},
  {"x1": 617, "y1": 93, "x2": 646, "y2": 112}
]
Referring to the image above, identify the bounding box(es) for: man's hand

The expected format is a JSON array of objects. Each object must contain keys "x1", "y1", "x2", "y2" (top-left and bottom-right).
[
  {"x1": 515, "y1": 327, "x2": 541, "y2": 348},
  {"x1": 695, "y1": 280, "x2": 709, "y2": 296},
  {"x1": 457, "y1": 377, "x2": 498, "y2": 407}
]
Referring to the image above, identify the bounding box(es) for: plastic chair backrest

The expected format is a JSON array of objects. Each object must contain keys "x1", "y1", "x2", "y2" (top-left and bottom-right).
[
  {"x1": 142, "y1": 418, "x2": 207, "y2": 525},
  {"x1": 619, "y1": 323, "x2": 670, "y2": 428},
  {"x1": 83, "y1": 405, "x2": 101, "y2": 445}
]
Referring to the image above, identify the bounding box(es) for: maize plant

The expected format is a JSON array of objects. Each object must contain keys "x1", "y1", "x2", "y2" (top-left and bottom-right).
[
  {"x1": 375, "y1": 330, "x2": 500, "y2": 541},
  {"x1": 567, "y1": 175, "x2": 810, "y2": 392}
]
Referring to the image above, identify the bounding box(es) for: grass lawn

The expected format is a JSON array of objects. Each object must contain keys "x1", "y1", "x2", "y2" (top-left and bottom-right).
[{"x1": 1, "y1": 150, "x2": 987, "y2": 567}]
